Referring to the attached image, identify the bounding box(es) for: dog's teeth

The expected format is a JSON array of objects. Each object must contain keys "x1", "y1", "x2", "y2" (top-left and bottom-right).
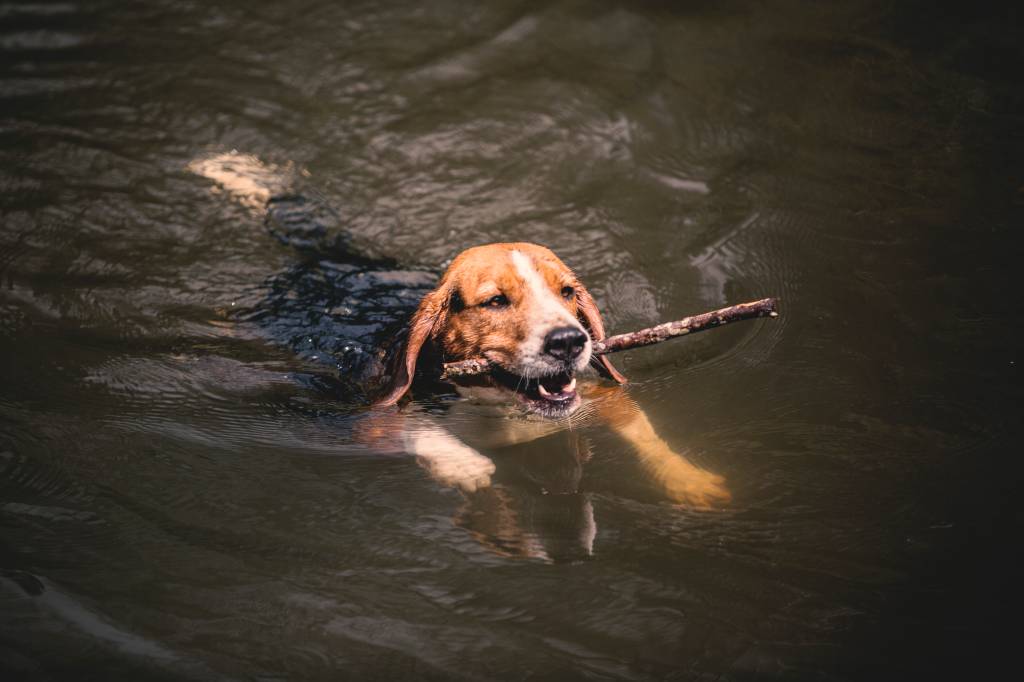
[
  {"x1": 538, "y1": 383, "x2": 551, "y2": 398},
  {"x1": 567, "y1": 377, "x2": 576, "y2": 392}
]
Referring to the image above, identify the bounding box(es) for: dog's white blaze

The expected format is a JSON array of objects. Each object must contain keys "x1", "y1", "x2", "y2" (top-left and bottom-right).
[{"x1": 510, "y1": 250, "x2": 591, "y2": 375}]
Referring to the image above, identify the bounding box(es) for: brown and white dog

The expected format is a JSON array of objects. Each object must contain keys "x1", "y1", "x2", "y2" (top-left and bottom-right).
[
  {"x1": 189, "y1": 153, "x2": 728, "y2": 510},
  {"x1": 370, "y1": 242, "x2": 730, "y2": 509}
]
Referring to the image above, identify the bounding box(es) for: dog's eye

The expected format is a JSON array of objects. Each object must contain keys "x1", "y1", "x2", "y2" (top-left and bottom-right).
[
  {"x1": 482, "y1": 294, "x2": 509, "y2": 308},
  {"x1": 561, "y1": 285, "x2": 575, "y2": 299}
]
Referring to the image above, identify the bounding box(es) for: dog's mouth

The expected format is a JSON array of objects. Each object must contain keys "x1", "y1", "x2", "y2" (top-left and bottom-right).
[{"x1": 488, "y1": 366, "x2": 580, "y2": 417}]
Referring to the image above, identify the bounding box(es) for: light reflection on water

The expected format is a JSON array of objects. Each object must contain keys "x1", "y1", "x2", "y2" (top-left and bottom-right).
[{"x1": 1, "y1": 0, "x2": 1021, "y2": 679}]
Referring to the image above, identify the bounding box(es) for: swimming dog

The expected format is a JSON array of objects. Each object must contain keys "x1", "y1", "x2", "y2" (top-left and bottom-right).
[
  {"x1": 365, "y1": 242, "x2": 730, "y2": 510},
  {"x1": 191, "y1": 153, "x2": 730, "y2": 517}
]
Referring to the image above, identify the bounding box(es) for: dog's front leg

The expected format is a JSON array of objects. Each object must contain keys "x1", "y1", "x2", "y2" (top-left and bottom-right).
[
  {"x1": 613, "y1": 410, "x2": 731, "y2": 508},
  {"x1": 590, "y1": 387, "x2": 731, "y2": 508},
  {"x1": 402, "y1": 423, "x2": 496, "y2": 493},
  {"x1": 356, "y1": 410, "x2": 495, "y2": 493}
]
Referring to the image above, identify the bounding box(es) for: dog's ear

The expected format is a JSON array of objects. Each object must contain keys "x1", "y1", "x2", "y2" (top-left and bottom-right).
[
  {"x1": 575, "y1": 282, "x2": 627, "y2": 384},
  {"x1": 375, "y1": 285, "x2": 450, "y2": 406}
]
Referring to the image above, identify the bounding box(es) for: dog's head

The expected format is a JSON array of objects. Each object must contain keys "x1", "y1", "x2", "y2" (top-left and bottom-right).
[{"x1": 375, "y1": 242, "x2": 625, "y2": 417}]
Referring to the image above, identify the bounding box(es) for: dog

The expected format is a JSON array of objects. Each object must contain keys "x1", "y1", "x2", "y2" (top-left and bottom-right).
[
  {"x1": 361, "y1": 241, "x2": 730, "y2": 509},
  {"x1": 191, "y1": 153, "x2": 730, "y2": 558}
]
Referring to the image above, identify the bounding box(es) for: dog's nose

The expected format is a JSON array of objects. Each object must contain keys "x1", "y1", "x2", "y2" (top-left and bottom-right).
[{"x1": 543, "y1": 326, "x2": 587, "y2": 362}]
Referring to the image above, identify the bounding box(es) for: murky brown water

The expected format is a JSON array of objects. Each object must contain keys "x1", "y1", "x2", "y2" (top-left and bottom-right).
[{"x1": 2, "y1": 1, "x2": 1022, "y2": 679}]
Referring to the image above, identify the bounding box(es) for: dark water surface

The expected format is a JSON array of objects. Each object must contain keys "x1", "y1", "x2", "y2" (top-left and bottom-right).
[{"x1": 2, "y1": 1, "x2": 1023, "y2": 679}]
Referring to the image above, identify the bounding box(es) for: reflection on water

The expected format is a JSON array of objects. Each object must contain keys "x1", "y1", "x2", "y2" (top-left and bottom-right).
[
  {"x1": 2, "y1": 0, "x2": 1022, "y2": 679},
  {"x1": 455, "y1": 429, "x2": 598, "y2": 562}
]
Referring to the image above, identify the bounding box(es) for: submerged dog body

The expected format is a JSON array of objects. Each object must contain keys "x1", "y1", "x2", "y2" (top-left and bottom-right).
[{"x1": 190, "y1": 153, "x2": 729, "y2": 514}]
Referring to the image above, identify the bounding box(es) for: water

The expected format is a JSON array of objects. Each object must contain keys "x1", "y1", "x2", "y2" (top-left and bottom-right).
[{"x1": 2, "y1": 0, "x2": 1022, "y2": 679}]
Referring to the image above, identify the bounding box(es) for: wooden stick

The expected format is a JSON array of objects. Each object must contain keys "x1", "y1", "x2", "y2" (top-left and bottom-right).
[{"x1": 440, "y1": 297, "x2": 778, "y2": 380}]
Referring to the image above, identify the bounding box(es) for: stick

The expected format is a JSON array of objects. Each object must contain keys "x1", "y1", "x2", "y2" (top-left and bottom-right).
[{"x1": 440, "y1": 297, "x2": 778, "y2": 380}]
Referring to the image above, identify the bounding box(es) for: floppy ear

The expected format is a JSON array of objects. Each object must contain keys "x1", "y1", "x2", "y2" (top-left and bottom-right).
[
  {"x1": 575, "y1": 282, "x2": 627, "y2": 384},
  {"x1": 375, "y1": 286, "x2": 450, "y2": 406}
]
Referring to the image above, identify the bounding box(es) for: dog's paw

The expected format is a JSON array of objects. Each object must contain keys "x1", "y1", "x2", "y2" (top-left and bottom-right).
[
  {"x1": 416, "y1": 447, "x2": 495, "y2": 493},
  {"x1": 404, "y1": 426, "x2": 496, "y2": 493},
  {"x1": 658, "y1": 459, "x2": 731, "y2": 509}
]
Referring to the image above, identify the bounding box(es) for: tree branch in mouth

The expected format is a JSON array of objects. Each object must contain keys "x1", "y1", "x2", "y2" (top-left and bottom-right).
[{"x1": 439, "y1": 298, "x2": 779, "y2": 381}]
